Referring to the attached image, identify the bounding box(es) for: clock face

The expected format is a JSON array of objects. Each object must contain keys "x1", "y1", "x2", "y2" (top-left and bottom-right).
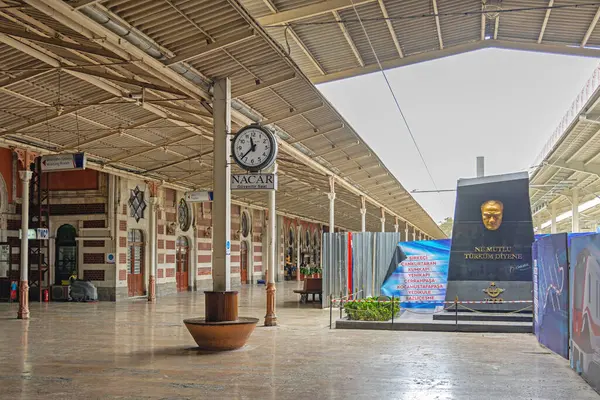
[{"x1": 231, "y1": 125, "x2": 277, "y2": 172}]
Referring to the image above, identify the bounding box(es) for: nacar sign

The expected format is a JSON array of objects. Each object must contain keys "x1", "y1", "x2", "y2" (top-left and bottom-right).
[{"x1": 231, "y1": 173, "x2": 277, "y2": 191}]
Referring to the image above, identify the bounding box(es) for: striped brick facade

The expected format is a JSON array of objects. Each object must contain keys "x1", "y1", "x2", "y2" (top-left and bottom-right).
[{"x1": 0, "y1": 147, "x2": 326, "y2": 302}]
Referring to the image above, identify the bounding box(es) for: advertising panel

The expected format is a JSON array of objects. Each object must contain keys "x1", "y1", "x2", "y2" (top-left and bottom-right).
[
  {"x1": 570, "y1": 233, "x2": 600, "y2": 391},
  {"x1": 535, "y1": 233, "x2": 569, "y2": 359},
  {"x1": 381, "y1": 239, "x2": 451, "y2": 310}
]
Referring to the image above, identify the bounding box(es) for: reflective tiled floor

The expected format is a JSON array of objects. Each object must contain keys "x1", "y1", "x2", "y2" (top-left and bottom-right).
[{"x1": 0, "y1": 282, "x2": 597, "y2": 399}]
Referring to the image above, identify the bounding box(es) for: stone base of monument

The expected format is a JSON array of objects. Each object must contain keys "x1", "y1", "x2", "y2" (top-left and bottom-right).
[
  {"x1": 335, "y1": 315, "x2": 532, "y2": 333},
  {"x1": 444, "y1": 281, "x2": 533, "y2": 312},
  {"x1": 433, "y1": 311, "x2": 532, "y2": 323},
  {"x1": 183, "y1": 291, "x2": 258, "y2": 351}
]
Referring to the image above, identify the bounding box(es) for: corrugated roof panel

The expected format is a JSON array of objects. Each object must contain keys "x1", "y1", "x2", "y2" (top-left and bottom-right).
[
  {"x1": 543, "y1": 0, "x2": 596, "y2": 45},
  {"x1": 382, "y1": 0, "x2": 440, "y2": 56},
  {"x1": 338, "y1": 3, "x2": 400, "y2": 65}
]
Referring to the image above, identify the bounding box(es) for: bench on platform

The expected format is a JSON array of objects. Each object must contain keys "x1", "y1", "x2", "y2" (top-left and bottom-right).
[{"x1": 293, "y1": 278, "x2": 322, "y2": 304}]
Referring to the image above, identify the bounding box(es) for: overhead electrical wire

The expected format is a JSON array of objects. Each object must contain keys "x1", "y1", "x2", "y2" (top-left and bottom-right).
[
  {"x1": 265, "y1": 2, "x2": 600, "y2": 27},
  {"x1": 346, "y1": 0, "x2": 447, "y2": 209}
]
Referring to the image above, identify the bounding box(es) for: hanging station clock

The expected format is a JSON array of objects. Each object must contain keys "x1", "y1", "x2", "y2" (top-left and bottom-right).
[{"x1": 231, "y1": 124, "x2": 278, "y2": 172}]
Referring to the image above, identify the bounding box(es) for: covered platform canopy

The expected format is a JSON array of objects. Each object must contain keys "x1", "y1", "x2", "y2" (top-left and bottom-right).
[
  {"x1": 530, "y1": 65, "x2": 600, "y2": 234},
  {"x1": 0, "y1": 0, "x2": 444, "y2": 238},
  {"x1": 241, "y1": 0, "x2": 600, "y2": 84}
]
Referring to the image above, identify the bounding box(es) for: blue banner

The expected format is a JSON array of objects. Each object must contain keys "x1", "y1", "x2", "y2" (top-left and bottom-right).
[
  {"x1": 569, "y1": 233, "x2": 600, "y2": 391},
  {"x1": 381, "y1": 240, "x2": 451, "y2": 309},
  {"x1": 534, "y1": 233, "x2": 569, "y2": 359}
]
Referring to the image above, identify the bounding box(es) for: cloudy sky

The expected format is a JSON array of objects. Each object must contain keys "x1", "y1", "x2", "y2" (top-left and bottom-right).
[{"x1": 318, "y1": 49, "x2": 599, "y2": 223}]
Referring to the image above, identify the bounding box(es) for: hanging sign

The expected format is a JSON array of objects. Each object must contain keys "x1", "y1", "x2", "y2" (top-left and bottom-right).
[
  {"x1": 231, "y1": 173, "x2": 277, "y2": 191},
  {"x1": 185, "y1": 191, "x2": 213, "y2": 202},
  {"x1": 40, "y1": 152, "x2": 86, "y2": 172},
  {"x1": 226, "y1": 240, "x2": 231, "y2": 256},
  {"x1": 19, "y1": 229, "x2": 48, "y2": 240},
  {"x1": 106, "y1": 253, "x2": 116, "y2": 264}
]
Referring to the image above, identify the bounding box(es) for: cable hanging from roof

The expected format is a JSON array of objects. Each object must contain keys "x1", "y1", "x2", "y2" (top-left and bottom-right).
[
  {"x1": 265, "y1": 1, "x2": 600, "y2": 27},
  {"x1": 346, "y1": 0, "x2": 446, "y2": 210}
]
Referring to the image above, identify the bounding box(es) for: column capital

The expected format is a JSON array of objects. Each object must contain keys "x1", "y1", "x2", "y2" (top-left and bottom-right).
[{"x1": 18, "y1": 170, "x2": 33, "y2": 182}]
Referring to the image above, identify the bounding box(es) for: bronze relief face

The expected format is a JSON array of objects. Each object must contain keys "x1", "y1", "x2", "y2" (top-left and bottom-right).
[{"x1": 481, "y1": 200, "x2": 503, "y2": 231}]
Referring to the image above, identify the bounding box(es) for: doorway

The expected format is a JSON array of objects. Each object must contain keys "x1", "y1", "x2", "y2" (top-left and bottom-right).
[
  {"x1": 127, "y1": 229, "x2": 145, "y2": 297},
  {"x1": 176, "y1": 236, "x2": 189, "y2": 292},
  {"x1": 240, "y1": 241, "x2": 249, "y2": 284},
  {"x1": 55, "y1": 224, "x2": 77, "y2": 285}
]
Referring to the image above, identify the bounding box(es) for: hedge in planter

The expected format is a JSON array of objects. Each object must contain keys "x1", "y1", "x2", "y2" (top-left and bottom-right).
[{"x1": 344, "y1": 297, "x2": 400, "y2": 321}]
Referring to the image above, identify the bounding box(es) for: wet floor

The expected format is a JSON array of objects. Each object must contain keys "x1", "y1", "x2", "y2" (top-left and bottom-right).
[{"x1": 0, "y1": 282, "x2": 597, "y2": 399}]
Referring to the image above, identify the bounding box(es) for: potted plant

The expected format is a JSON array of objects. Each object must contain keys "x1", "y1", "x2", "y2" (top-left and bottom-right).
[
  {"x1": 313, "y1": 266, "x2": 322, "y2": 278},
  {"x1": 299, "y1": 266, "x2": 310, "y2": 280}
]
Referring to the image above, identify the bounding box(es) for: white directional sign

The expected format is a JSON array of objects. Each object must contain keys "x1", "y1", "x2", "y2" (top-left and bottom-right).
[
  {"x1": 19, "y1": 228, "x2": 48, "y2": 240},
  {"x1": 41, "y1": 153, "x2": 86, "y2": 172},
  {"x1": 231, "y1": 173, "x2": 277, "y2": 191},
  {"x1": 185, "y1": 191, "x2": 213, "y2": 202}
]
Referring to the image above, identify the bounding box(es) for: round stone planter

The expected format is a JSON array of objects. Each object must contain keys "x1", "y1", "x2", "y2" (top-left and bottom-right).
[{"x1": 183, "y1": 317, "x2": 259, "y2": 351}]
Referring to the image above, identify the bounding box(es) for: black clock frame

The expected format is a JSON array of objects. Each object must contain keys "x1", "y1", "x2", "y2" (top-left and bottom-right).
[{"x1": 231, "y1": 124, "x2": 277, "y2": 172}]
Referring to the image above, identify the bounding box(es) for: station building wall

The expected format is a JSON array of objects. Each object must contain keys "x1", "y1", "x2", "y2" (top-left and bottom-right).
[{"x1": 0, "y1": 149, "x2": 334, "y2": 301}]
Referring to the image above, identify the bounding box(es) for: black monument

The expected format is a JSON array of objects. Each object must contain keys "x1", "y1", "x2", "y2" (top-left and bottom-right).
[{"x1": 444, "y1": 171, "x2": 534, "y2": 311}]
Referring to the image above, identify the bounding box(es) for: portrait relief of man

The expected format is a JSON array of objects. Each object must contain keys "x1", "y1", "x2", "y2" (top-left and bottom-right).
[{"x1": 481, "y1": 200, "x2": 504, "y2": 231}]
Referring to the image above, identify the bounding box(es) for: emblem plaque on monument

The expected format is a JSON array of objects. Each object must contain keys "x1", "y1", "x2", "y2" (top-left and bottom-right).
[{"x1": 444, "y1": 171, "x2": 534, "y2": 311}]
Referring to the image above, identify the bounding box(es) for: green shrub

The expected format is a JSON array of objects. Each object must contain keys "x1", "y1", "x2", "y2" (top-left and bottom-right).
[{"x1": 344, "y1": 297, "x2": 400, "y2": 321}]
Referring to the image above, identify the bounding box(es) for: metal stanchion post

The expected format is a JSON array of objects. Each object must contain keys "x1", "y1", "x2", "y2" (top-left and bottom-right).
[
  {"x1": 391, "y1": 295, "x2": 395, "y2": 326},
  {"x1": 455, "y1": 295, "x2": 459, "y2": 330},
  {"x1": 339, "y1": 291, "x2": 343, "y2": 319},
  {"x1": 329, "y1": 294, "x2": 333, "y2": 329}
]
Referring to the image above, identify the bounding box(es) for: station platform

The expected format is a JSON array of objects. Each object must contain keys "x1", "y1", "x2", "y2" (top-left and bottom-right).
[{"x1": 0, "y1": 282, "x2": 596, "y2": 399}]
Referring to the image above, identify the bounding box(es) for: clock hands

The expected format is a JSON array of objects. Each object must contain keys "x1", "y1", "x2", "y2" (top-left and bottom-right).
[{"x1": 240, "y1": 137, "x2": 257, "y2": 160}]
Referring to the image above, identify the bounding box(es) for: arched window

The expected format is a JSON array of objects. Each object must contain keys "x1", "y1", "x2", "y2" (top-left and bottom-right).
[{"x1": 55, "y1": 224, "x2": 77, "y2": 285}]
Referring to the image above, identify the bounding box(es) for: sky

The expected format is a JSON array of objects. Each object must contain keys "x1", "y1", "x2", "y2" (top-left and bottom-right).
[{"x1": 317, "y1": 49, "x2": 599, "y2": 224}]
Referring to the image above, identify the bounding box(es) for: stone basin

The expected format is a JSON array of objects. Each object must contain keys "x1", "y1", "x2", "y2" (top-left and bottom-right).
[{"x1": 183, "y1": 317, "x2": 259, "y2": 351}]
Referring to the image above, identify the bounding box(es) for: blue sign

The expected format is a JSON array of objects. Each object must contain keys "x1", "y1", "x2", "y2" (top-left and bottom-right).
[
  {"x1": 226, "y1": 240, "x2": 231, "y2": 256},
  {"x1": 381, "y1": 239, "x2": 451, "y2": 309}
]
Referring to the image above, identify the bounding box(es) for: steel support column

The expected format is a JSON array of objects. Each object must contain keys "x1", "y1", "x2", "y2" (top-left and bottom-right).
[
  {"x1": 360, "y1": 196, "x2": 366, "y2": 232},
  {"x1": 147, "y1": 196, "x2": 157, "y2": 302},
  {"x1": 572, "y1": 188, "x2": 580, "y2": 233},
  {"x1": 380, "y1": 208, "x2": 385, "y2": 232},
  {"x1": 18, "y1": 170, "x2": 32, "y2": 320},
  {"x1": 212, "y1": 78, "x2": 231, "y2": 291},
  {"x1": 551, "y1": 203, "x2": 557, "y2": 234},
  {"x1": 265, "y1": 168, "x2": 277, "y2": 325}
]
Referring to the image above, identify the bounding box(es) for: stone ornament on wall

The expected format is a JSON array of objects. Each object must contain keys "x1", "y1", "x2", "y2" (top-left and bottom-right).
[
  {"x1": 178, "y1": 198, "x2": 191, "y2": 232},
  {"x1": 129, "y1": 186, "x2": 146, "y2": 222}
]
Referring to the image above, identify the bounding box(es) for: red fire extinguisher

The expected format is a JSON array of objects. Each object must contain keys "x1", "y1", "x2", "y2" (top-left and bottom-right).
[{"x1": 42, "y1": 289, "x2": 49, "y2": 302}]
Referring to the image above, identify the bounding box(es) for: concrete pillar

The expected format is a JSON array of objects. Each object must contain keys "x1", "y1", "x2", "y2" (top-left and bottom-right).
[
  {"x1": 405, "y1": 226, "x2": 409, "y2": 242},
  {"x1": 394, "y1": 217, "x2": 399, "y2": 233},
  {"x1": 550, "y1": 203, "x2": 557, "y2": 234},
  {"x1": 264, "y1": 177, "x2": 277, "y2": 326},
  {"x1": 18, "y1": 170, "x2": 32, "y2": 320},
  {"x1": 147, "y1": 197, "x2": 157, "y2": 302},
  {"x1": 328, "y1": 177, "x2": 335, "y2": 234},
  {"x1": 572, "y1": 188, "x2": 580, "y2": 233},
  {"x1": 380, "y1": 208, "x2": 385, "y2": 232},
  {"x1": 412, "y1": 228, "x2": 416, "y2": 241},
  {"x1": 360, "y1": 196, "x2": 366, "y2": 232},
  {"x1": 212, "y1": 78, "x2": 231, "y2": 292}
]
